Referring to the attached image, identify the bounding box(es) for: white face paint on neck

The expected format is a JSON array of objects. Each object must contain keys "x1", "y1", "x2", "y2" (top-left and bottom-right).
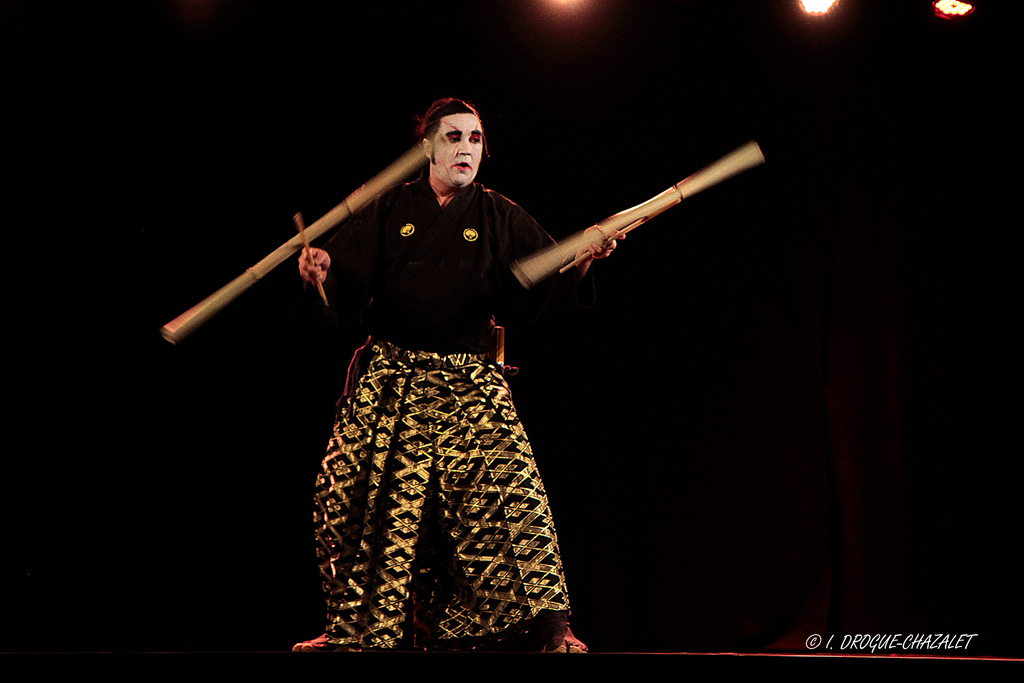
[{"x1": 425, "y1": 113, "x2": 484, "y2": 201}]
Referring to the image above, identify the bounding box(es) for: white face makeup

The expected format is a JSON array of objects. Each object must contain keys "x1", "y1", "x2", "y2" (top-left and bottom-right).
[{"x1": 425, "y1": 113, "x2": 484, "y2": 195}]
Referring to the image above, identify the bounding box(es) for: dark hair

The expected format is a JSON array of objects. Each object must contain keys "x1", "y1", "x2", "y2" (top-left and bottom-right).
[{"x1": 415, "y1": 98, "x2": 489, "y2": 157}]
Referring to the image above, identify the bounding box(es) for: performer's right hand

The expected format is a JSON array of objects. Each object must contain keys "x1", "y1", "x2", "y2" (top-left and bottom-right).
[{"x1": 299, "y1": 247, "x2": 331, "y2": 284}]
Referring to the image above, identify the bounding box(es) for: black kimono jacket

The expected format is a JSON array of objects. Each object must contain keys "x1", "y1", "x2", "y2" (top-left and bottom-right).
[{"x1": 316, "y1": 176, "x2": 593, "y2": 355}]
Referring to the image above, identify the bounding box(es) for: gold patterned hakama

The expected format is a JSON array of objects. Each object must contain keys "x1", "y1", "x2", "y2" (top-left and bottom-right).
[{"x1": 312, "y1": 341, "x2": 569, "y2": 649}]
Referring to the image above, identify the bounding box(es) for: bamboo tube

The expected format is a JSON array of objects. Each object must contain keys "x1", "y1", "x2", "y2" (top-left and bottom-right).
[
  {"x1": 512, "y1": 141, "x2": 765, "y2": 288},
  {"x1": 160, "y1": 145, "x2": 427, "y2": 344}
]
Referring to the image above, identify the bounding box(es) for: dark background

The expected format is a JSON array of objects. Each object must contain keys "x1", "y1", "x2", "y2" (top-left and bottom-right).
[{"x1": 4, "y1": 0, "x2": 1016, "y2": 654}]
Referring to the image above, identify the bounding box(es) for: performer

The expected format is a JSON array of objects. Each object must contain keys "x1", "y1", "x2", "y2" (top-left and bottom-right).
[{"x1": 292, "y1": 98, "x2": 614, "y2": 652}]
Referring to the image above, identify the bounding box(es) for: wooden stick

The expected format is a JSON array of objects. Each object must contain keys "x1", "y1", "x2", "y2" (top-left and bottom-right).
[
  {"x1": 512, "y1": 141, "x2": 765, "y2": 288},
  {"x1": 557, "y1": 218, "x2": 643, "y2": 274},
  {"x1": 293, "y1": 212, "x2": 329, "y2": 306},
  {"x1": 160, "y1": 145, "x2": 427, "y2": 344}
]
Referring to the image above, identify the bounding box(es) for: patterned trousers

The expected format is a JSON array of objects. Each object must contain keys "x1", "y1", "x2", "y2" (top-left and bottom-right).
[{"x1": 312, "y1": 340, "x2": 570, "y2": 649}]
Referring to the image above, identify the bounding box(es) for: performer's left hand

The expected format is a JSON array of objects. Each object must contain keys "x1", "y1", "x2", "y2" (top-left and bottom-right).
[{"x1": 574, "y1": 226, "x2": 620, "y2": 278}]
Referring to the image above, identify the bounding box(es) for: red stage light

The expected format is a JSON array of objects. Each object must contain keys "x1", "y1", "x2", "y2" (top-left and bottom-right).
[{"x1": 933, "y1": 0, "x2": 975, "y2": 18}]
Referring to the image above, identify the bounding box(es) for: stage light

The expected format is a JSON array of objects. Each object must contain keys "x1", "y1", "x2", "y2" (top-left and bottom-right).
[
  {"x1": 933, "y1": 1, "x2": 975, "y2": 19},
  {"x1": 800, "y1": 0, "x2": 839, "y2": 14}
]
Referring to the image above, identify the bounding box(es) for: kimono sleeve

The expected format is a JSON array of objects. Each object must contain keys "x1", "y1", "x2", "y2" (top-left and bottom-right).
[
  {"x1": 494, "y1": 196, "x2": 596, "y2": 322},
  {"x1": 293, "y1": 185, "x2": 400, "y2": 334}
]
